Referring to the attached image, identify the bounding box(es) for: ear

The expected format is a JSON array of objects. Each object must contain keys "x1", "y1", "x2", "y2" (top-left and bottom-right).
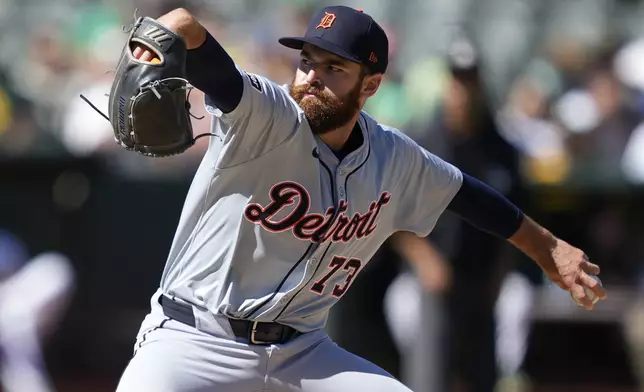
[{"x1": 362, "y1": 74, "x2": 382, "y2": 98}]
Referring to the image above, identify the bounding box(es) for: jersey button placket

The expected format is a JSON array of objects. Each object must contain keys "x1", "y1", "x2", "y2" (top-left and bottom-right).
[{"x1": 337, "y1": 167, "x2": 346, "y2": 198}]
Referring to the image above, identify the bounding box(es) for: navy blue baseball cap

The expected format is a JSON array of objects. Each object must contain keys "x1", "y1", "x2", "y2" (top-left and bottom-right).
[{"x1": 278, "y1": 5, "x2": 389, "y2": 74}]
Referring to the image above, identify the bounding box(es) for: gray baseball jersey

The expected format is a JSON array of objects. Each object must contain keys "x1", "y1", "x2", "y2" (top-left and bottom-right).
[{"x1": 159, "y1": 70, "x2": 462, "y2": 332}]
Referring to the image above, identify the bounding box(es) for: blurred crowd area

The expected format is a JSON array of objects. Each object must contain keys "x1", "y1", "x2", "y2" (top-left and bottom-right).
[{"x1": 4, "y1": 0, "x2": 644, "y2": 185}]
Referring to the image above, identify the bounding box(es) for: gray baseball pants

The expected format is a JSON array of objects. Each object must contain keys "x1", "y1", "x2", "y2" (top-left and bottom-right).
[{"x1": 116, "y1": 290, "x2": 413, "y2": 392}]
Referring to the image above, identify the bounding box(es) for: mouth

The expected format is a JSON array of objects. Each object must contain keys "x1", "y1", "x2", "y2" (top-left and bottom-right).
[{"x1": 302, "y1": 93, "x2": 321, "y2": 101}]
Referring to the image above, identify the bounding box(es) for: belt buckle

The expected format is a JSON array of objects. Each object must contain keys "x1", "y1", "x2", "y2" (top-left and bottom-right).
[{"x1": 250, "y1": 321, "x2": 271, "y2": 345}]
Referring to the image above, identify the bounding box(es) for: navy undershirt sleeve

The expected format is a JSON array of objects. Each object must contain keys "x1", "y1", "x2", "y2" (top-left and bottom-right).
[
  {"x1": 185, "y1": 31, "x2": 243, "y2": 114},
  {"x1": 446, "y1": 172, "x2": 524, "y2": 239}
]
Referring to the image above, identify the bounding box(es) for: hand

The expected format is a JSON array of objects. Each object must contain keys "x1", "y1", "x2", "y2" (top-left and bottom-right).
[
  {"x1": 541, "y1": 239, "x2": 608, "y2": 310},
  {"x1": 509, "y1": 216, "x2": 608, "y2": 310},
  {"x1": 390, "y1": 231, "x2": 452, "y2": 293},
  {"x1": 415, "y1": 252, "x2": 452, "y2": 293},
  {"x1": 132, "y1": 8, "x2": 207, "y2": 62}
]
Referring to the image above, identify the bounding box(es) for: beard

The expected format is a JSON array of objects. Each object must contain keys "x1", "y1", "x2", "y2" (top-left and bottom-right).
[{"x1": 289, "y1": 79, "x2": 362, "y2": 135}]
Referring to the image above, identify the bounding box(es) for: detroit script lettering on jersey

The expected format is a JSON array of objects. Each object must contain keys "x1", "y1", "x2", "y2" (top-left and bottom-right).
[{"x1": 244, "y1": 181, "x2": 391, "y2": 243}]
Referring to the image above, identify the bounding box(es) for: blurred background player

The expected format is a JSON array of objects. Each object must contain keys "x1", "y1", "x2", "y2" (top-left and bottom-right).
[
  {"x1": 384, "y1": 32, "x2": 542, "y2": 392},
  {"x1": 0, "y1": 229, "x2": 76, "y2": 392}
]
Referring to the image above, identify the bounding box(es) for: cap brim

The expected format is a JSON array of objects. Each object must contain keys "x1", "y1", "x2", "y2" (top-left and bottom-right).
[{"x1": 278, "y1": 36, "x2": 362, "y2": 65}]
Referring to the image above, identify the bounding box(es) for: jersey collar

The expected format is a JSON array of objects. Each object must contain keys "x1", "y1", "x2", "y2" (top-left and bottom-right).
[{"x1": 312, "y1": 112, "x2": 370, "y2": 169}]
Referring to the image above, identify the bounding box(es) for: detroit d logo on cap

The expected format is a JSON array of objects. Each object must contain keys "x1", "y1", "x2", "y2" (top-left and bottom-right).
[{"x1": 316, "y1": 12, "x2": 336, "y2": 29}]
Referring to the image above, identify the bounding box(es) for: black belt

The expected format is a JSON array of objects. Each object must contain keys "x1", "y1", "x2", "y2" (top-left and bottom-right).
[{"x1": 159, "y1": 295, "x2": 302, "y2": 345}]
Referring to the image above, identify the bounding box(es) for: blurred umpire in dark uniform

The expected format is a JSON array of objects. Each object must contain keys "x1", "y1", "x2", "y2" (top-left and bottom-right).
[
  {"x1": 435, "y1": 33, "x2": 536, "y2": 392},
  {"x1": 413, "y1": 33, "x2": 531, "y2": 392}
]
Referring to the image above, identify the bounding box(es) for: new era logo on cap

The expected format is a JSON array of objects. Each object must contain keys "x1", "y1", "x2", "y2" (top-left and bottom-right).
[{"x1": 278, "y1": 5, "x2": 389, "y2": 74}]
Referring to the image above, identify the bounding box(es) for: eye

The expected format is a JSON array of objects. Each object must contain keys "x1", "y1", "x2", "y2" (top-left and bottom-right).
[
  {"x1": 328, "y1": 65, "x2": 343, "y2": 73},
  {"x1": 300, "y1": 58, "x2": 312, "y2": 66}
]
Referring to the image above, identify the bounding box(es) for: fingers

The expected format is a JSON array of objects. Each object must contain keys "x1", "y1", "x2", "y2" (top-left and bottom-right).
[
  {"x1": 139, "y1": 50, "x2": 156, "y2": 62},
  {"x1": 571, "y1": 272, "x2": 608, "y2": 311},
  {"x1": 132, "y1": 45, "x2": 142, "y2": 58},
  {"x1": 131, "y1": 44, "x2": 157, "y2": 63},
  {"x1": 579, "y1": 272, "x2": 608, "y2": 301},
  {"x1": 570, "y1": 283, "x2": 593, "y2": 310},
  {"x1": 581, "y1": 259, "x2": 601, "y2": 276}
]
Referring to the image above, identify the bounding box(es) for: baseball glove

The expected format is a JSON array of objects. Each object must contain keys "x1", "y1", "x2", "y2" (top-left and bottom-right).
[{"x1": 82, "y1": 15, "x2": 206, "y2": 157}]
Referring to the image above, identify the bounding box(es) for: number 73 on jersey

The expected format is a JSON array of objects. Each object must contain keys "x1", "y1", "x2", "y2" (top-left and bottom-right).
[{"x1": 310, "y1": 255, "x2": 363, "y2": 298}]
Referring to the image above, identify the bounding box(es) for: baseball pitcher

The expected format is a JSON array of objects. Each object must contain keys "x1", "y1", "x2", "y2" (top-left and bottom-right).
[{"x1": 106, "y1": 5, "x2": 608, "y2": 392}]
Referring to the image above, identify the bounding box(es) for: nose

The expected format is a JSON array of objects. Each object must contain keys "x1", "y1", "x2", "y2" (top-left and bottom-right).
[{"x1": 305, "y1": 69, "x2": 323, "y2": 88}]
